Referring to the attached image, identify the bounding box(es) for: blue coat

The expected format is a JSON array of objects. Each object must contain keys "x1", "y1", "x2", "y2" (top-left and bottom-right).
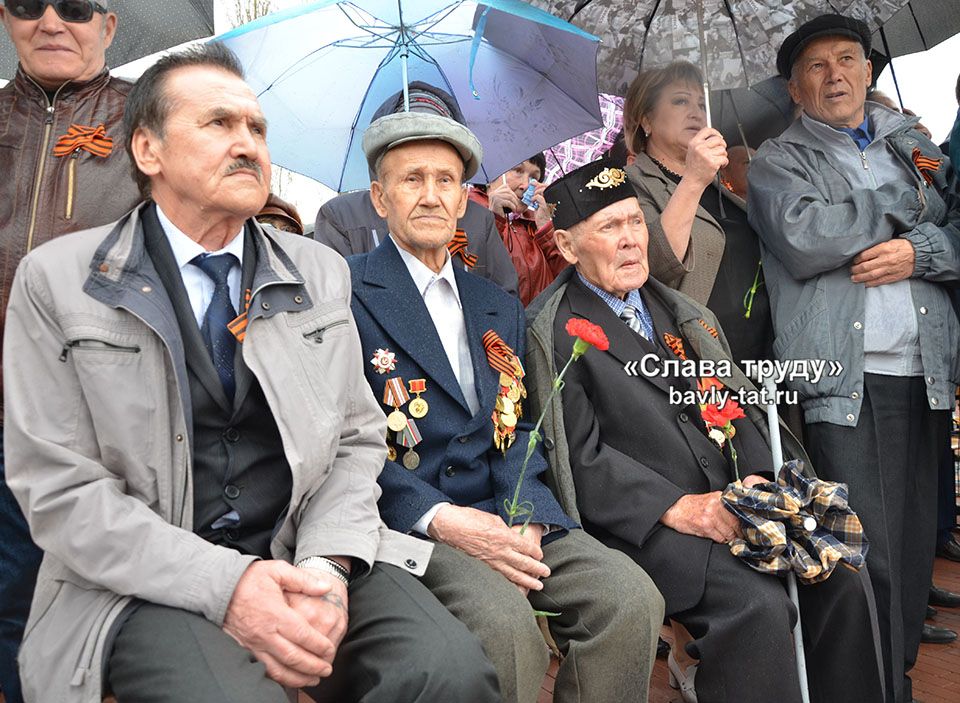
[{"x1": 348, "y1": 238, "x2": 576, "y2": 537}]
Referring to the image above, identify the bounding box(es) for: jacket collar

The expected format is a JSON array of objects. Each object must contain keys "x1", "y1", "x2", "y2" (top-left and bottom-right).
[
  {"x1": 783, "y1": 101, "x2": 917, "y2": 152},
  {"x1": 13, "y1": 64, "x2": 113, "y2": 107},
  {"x1": 353, "y1": 237, "x2": 500, "y2": 415},
  {"x1": 627, "y1": 151, "x2": 746, "y2": 212}
]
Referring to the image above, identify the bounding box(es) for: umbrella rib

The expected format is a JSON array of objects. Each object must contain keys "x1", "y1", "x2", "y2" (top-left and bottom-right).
[
  {"x1": 906, "y1": 2, "x2": 930, "y2": 51},
  {"x1": 720, "y1": 0, "x2": 751, "y2": 87},
  {"x1": 637, "y1": 0, "x2": 664, "y2": 74}
]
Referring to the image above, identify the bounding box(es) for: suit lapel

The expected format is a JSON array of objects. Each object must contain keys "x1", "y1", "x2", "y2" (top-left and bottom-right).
[
  {"x1": 354, "y1": 239, "x2": 470, "y2": 411},
  {"x1": 142, "y1": 204, "x2": 232, "y2": 413},
  {"x1": 565, "y1": 277, "x2": 675, "y2": 396}
]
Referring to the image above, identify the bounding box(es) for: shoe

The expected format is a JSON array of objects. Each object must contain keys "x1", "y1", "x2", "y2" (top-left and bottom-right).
[
  {"x1": 920, "y1": 623, "x2": 957, "y2": 644},
  {"x1": 936, "y1": 537, "x2": 960, "y2": 562},
  {"x1": 667, "y1": 650, "x2": 698, "y2": 703},
  {"x1": 926, "y1": 605, "x2": 937, "y2": 620},
  {"x1": 656, "y1": 636, "x2": 670, "y2": 659},
  {"x1": 930, "y1": 585, "x2": 960, "y2": 608}
]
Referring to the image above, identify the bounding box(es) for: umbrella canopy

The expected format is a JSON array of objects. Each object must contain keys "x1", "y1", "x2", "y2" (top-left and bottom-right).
[
  {"x1": 543, "y1": 92, "x2": 623, "y2": 182},
  {"x1": 0, "y1": 0, "x2": 215, "y2": 80},
  {"x1": 217, "y1": 0, "x2": 603, "y2": 191},
  {"x1": 531, "y1": 0, "x2": 908, "y2": 94},
  {"x1": 872, "y1": 0, "x2": 960, "y2": 57},
  {"x1": 721, "y1": 460, "x2": 869, "y2": 585}
]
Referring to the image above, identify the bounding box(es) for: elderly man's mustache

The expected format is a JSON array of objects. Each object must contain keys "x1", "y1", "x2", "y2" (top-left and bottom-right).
[{"x1": 225, "y1": 158, "x2": 263, "y2": 180}]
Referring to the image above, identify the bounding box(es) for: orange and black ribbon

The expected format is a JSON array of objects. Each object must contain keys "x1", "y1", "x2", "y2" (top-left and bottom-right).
[
  {"x1": 53, "y1": 123, "x2": 113, "y2": 158},
  {"x1": 227, "y1": 289, "x2": 253, "y2": 343},
  {"x1": 482, "y1": 330, "x2": 517, "y2": 376},
  {"x1": 697, "y1": 319, "x2": 719, "y2": 338},
  {"x1": 447, "y1": 229, "x2": 478, "y2": 269},
  {"x1": 663, "y1": 333, "x2": 687, "y2": 361},
  {"x1": 912, "y1": 147, "x2": 942, "y2": 186}
]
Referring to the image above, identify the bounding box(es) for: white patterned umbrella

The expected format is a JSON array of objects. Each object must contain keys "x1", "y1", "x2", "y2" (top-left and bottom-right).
[{"x1": 531, "y1": 0, "x2": 909, "y2": 94}]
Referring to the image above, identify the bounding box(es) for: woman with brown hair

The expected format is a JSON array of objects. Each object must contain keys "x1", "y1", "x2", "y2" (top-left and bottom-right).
[{"x1": 623, "y1": 61, "x2": 772, "y2": 367}]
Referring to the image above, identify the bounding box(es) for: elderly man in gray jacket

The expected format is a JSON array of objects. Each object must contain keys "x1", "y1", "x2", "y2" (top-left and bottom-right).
[
  {"x1": 747, "y1": 14, "x2": 960, "y2": 703},
  {"x1": 2, "y1": 43, "x2": 498, "y2": 703}
]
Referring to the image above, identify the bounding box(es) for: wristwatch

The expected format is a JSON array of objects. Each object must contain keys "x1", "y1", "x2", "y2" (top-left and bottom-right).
[{"x1": 295, "y1": 556, "x2": 350, "y2": 585}]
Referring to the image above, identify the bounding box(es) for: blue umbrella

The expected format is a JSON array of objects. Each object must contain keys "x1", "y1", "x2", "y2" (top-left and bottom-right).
[{"x1": 218, "y1": 0, "x2": 603, "y2": 191}]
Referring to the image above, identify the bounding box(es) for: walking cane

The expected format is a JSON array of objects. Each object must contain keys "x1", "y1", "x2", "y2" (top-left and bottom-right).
[{"x1": 763, "y1": 376, "x2": 810, "y2": 703}]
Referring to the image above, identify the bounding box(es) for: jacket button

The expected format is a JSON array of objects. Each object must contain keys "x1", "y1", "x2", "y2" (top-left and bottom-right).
[
  {"x1": 846, "y1": 413, "x2": 855, "y2": 422},
  {"x1": 458, "y1": 436, "x2": 468, "y2": 443},
  {"x1": 927, "y1": 376, "x2": 935, "y2": 385},
  {"x1": 224, "y1": 484, "x2": 241, "y2": 499},
  {"x1": 850, "y1": 392, "x2": 859, "y2": 399},
  {"x1": 223, "y1": 427, "x2": 240, "y2": 442},
  {"x1": 543, "y1": 437, "x2": 555, "y2": 450},
  {"x1": 404, "y1": 558, "x2": 418, "y2": 570},
  {"x1": 679, "y1": 412, "x2": 689, "y2": 423},
  {"x1": 294, "y1": 295, "x2": 303, "y2": 304},
  {"x1": 261, "y1": 302, "x2": 271, "y2": 311},
  {"x1": 853, "y1": 321, "x2": 862, "y2": 330},
  {"x1": 225, "y1": 529, "x2": 240, "y2": 541},
  {"x1": 175, "y1": 434, "x2": 184, "y2": 442},
  {"x1": 699, "y1": 456, "x2": 709, "y2": 468},
  {"x1": 931, "y1": 397, "x2": 939, "y2": 406},
  {"x1": 445, "y1": 466, "x2": 456, "y2": 477},
  {"x1": 919, "y1": 306, "x2": 928, "y2": 315}
]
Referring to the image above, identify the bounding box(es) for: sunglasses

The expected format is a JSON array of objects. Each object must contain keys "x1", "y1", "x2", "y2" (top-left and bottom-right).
[{"x1": 4, "y1": 0, "x2": 107, "y2": 23}]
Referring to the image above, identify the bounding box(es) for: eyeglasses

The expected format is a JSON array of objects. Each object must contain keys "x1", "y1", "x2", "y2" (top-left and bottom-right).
[{"x1": 4, "y1": 0, "x2": 108, "y2": 23}]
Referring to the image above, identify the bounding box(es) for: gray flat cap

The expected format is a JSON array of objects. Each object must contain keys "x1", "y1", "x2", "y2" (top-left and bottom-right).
[{"x1": 362, "y1": 111, "x2": 483, "y2": 180}]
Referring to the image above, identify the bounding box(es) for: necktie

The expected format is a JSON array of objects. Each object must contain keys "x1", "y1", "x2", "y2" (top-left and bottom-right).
[
  {"x1": 620, "y1": 303, "x2": 654, "y2": 341},
  {"x1": 191, "y1": 253, "x2": 238, "y2": 399}
]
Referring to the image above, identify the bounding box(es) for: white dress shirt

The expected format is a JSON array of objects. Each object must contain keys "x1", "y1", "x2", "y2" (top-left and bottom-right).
[
  {"x1": 156, "y1": 205, "x2": 245, "y2": 326},
  {"x1": 394, "y1": 238, "x2": 481, "y2": 535}
]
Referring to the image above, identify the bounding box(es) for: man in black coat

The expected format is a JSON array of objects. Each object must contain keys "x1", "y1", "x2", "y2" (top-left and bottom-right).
[{"x1": 526, "y1": 157, "x2": 886, "y2": 703}]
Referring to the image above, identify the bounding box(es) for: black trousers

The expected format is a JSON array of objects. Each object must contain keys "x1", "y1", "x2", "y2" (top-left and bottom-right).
[
  {"x1": 672, "y1": 541, "x2": 884, "y2": 703},
  {"x1": 106, "y1": 564, "x2": 500, "y2": 703},
  {"x1": 806, "y1": 374, "x2": 947, "y2": 703}
]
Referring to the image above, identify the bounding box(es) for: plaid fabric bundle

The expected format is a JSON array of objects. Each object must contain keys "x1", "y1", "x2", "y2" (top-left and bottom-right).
[{"x1": 721, "y1": 460, "x2": 869, "y2": 585}]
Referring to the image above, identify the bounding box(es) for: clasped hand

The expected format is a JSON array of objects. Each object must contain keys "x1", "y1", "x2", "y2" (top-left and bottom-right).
[
  {"x1": 661, "y1": 474, "x2": 765, "y2": 543},
  {"x1": 428, "y1": 504, "x2": 549, "y2": 594},
  {"x1": 223, "y1": 560, "x2": 349, "y2": 688}
]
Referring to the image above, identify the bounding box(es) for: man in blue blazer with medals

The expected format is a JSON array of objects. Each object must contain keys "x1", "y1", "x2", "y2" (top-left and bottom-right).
[{"x1": 347, "y1": 98, "x2": 665, "y2": 703}]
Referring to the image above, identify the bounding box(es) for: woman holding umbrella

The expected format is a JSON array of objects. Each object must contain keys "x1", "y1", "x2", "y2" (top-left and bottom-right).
[{"x1": 623, "y1": 61, "x2": 773, "y2": 369}]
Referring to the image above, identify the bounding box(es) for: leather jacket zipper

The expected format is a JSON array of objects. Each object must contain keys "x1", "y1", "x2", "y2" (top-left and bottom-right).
[
  {"x1": 26, "y1": 77, "x2": 66, "y2": 252},
  {"x1": 65, "y1": 150, "x2": 80, "y2": 220}
]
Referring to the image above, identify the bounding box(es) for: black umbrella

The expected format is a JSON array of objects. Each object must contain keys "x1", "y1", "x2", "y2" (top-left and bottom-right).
[
  {"x1": 872, "y1": 0, "x2": 959, "y2": 57},
  {"x1": 1, "y1": 0, "x2": 215, "y2": 79}
]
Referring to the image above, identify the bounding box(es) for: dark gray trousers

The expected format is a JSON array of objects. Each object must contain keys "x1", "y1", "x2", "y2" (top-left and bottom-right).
[
  {"x1": 106, "y1": 564, "x2": 500, "y2": 703},
  {"x1": 806, "y1": 373, "x2": 946, "y2": 703}
]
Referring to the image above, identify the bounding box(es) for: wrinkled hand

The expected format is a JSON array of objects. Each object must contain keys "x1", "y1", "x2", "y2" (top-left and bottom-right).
[
  {"x1": 661, "y1": 491, "x2": 740, "y2": 544},
  {"x1": 683, "y1": 128, "x2": 728, "y2": 186},
  {"x1": 531, "y1": 182, "x2": 553, "y2": 230},
  {"x1": 850, "y1": 239, "x2": 915, "y2": 287},
  {"x1": 487, "y1": 181, "x2": 523, "y2": 218},
  {"x1": 223, "y1": 561, "x2": 336, "y2": 688},
  {"x1": 511, "y1": 523, "x2": 546, "y2": 596},
  {"x1": 285, "y1": 569, "x2": 349, "y2": 668},
  {"x1": 428, "y1": 505, "x2": 550, "y2": 591}
]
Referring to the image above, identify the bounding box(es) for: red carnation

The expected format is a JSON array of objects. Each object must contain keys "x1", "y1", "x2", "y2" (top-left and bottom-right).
[
  {"x1": 565, "y1": 318, "x2": 609, "y2": 352},
  {"x1": 702, "y1": 401, "x2": 745, "y2": 427}
]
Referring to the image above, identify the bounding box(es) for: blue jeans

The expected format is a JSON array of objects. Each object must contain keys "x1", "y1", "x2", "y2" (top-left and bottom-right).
[{"x1": 0, "y1": 442, "x2": 43, "y2": 703}]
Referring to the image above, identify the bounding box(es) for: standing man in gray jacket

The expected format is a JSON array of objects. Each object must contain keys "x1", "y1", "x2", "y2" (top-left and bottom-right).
[
  {"x1": 747, "y1": 14, "x2": 960, "y2": 703},
  {"x1": 3, "y1": 42, "x2": 498, "y2": 703}
]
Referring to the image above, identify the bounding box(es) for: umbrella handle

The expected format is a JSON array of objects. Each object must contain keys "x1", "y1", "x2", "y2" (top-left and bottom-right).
[{"x1": 763, "y1": 376, "x2": 810, "y2": 703}]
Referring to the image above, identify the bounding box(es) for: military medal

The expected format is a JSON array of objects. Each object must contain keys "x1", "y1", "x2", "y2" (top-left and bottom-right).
[
  {"x1": 370, "y1": 348, "x2": 397, "y2": 375},
  {"x1": 483, "y1": 330, "x2": 526, "y2": 455},
  {"x1": 383, "y1": 377, "x2": 410, "y2": 432},
  {"x1": 387, "y1": 444, "x2": 398, "y2": 462},
  {"x1": 408, "y1": 378, "x2": 429, "y2": 419},
  {"x1": 396, "y1": 417, "x2": 423, "y2": 471}
]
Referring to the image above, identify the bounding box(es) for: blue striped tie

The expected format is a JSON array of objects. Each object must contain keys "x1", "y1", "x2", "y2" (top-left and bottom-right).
[
  {"x1": 191, "y1": 253, "x2": 238, "y2": 399},
  {"x1": 620, "y1": 304, "x2": 653, "y2": 341}
]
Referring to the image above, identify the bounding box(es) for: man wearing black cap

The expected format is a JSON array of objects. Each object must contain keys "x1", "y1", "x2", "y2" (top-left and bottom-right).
[
  {"x1": 527, "y1": 157, "x2": 886, "y2": 703},
  {"x1": 348, "y1": 103, "x2": 665, "y2": 703},
  {"x1": 314, "y1": 81, "x2": 519, "y2": 297},
  {"x1": 748, "y1": 13, "x2": 960, "y2": 703}
]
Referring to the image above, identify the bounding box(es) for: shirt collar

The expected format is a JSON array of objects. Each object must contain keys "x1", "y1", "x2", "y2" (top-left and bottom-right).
[
  {"x1": 836, "y1": 115, "x2": 873, "y2": 151},
  {"x1": 391, "y1": 236, "x2": 461, "y2": 308},
  {"x1": 155, "y1": 204, "x2": 245, "y2": 269},
  {"x1": 577, "y1": 272, "x2": 645, "y2": 316}
]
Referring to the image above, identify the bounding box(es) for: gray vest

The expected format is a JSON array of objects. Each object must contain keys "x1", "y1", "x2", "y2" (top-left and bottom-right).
[{"x1": 143, "y1": 205, "x2": 293, "y2": 559}]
